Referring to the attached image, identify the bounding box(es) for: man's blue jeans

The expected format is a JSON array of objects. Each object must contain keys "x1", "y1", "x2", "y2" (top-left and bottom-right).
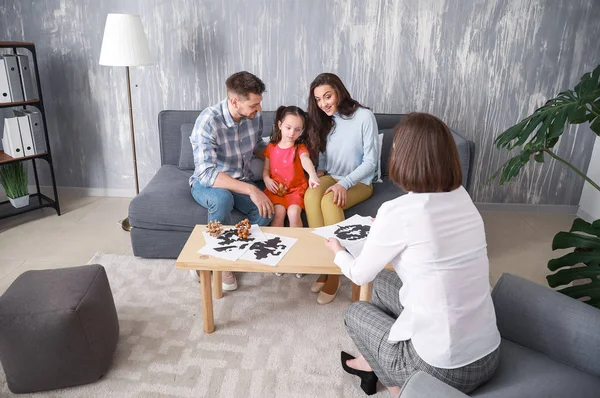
[{"x1": 191, "y1": 181, "x2": 273, "y2": 226}]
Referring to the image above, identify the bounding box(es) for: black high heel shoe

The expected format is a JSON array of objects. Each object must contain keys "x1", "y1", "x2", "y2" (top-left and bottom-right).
[{"x1": 341, "y1": 351, "x2": 378, "y2": 395}]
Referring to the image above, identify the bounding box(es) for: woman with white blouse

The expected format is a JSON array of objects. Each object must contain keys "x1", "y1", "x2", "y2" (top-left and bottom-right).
[{"x1": 325, "y1": 113, "x2": 501, "y2": 397}]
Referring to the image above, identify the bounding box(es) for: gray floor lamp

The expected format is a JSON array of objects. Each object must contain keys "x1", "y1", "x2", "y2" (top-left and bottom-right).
[{"x1": 99, "y1": 13, "x2": 153, "y2": 231}]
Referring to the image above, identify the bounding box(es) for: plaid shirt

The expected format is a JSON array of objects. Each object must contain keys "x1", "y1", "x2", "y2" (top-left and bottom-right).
[{"x1": 189, "y1": 99, "x2": 264, "y2": 187}]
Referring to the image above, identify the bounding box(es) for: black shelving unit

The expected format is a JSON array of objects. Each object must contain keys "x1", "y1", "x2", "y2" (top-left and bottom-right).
[{"x1": 0, "y1": 41, "x2": 60, "y2": 219}]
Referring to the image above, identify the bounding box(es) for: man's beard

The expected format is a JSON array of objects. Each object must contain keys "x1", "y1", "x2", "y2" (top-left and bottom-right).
[{"x1": 236, "y1": 108, "x2": 255, "y2": 120}]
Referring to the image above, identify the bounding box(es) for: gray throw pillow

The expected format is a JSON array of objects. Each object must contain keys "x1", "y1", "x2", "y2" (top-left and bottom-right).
[{"x1": 178, "y1": 123, "x2": 195, "y2": 170}]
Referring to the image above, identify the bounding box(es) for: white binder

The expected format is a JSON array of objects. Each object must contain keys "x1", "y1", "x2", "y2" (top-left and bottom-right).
[
  {"x1": 21, "y1": 109, "x2": 46, "y2": 153},
  {"x1": 3, "y1": 55, "x2": 24, "y2": 102},
  {"x1": 16, "y1": 55, "x2": 35, "y2": 101},
  {"x1": 1, "y1": 117, "x2": 24, "y2": 158},
  {"x1": 0, "y1": 58, "x2": 11, "y2": 103},
  {"x1": 13, "y1": 110, "x2": 35, "y2": 156}
]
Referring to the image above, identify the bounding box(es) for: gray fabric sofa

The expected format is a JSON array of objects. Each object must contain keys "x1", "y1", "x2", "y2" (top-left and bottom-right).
[
  {"x1": 399, "y1": 273, "x2": 600, "y2": 398},
  {"x1": 128, "y1": 110, "x2": 475, "y2": 259}
]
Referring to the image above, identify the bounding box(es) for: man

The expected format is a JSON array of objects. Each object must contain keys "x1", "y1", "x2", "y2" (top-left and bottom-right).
[{"x1": 190, "y1": 71, "x2": 275, "y2": 291}]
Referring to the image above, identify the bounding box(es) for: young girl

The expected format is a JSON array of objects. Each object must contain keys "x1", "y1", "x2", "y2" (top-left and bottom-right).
[{"x1": 263, "y1": 105, "x2": 320, "y2": 228}]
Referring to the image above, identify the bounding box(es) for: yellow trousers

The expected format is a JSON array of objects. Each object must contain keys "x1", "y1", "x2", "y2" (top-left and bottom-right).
[{"x1": 304, "y1": 175, "x2": 373, "y2": 228}]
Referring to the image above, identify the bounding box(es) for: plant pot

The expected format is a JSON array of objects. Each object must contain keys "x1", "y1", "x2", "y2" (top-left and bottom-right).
[{"x1": 8, "y1": 195, "x2": 29, "y2": 208}]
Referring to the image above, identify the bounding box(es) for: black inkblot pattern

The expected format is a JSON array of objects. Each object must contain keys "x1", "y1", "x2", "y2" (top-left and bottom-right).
[
  {"x1": 249, "y1": 237, "x2": 287, "y2": 260},
  {"x1": 213, "y1": 229, "x2": 255, "y2": 252},
  {"x1": 334, "y1": 224, "x2": 370, "y2": 241},
  {"x1": 214, "y1": 245, "x2": 237, "y2": 252}
]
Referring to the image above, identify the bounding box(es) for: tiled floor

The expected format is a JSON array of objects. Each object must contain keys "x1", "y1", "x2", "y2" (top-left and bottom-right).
[{"x1": 0, "y1": 191, "x2": 576, "y2": 294}]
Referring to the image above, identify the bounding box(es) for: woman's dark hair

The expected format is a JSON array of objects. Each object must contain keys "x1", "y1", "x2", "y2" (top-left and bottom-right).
[
  {"x1": 271, "y1": 105, "x2": 315, "y2": 161},
  {"x1": 307, "y1": 73, "x2": 365, "y2": 157},
  {"x1": 389, "y1": 113, "x2": 462, "y2": 193}
]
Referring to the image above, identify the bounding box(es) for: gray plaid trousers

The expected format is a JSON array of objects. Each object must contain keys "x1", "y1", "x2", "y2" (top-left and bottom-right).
[{"x1": 344, "y1": 270, "x2": 500, "y2": 392}]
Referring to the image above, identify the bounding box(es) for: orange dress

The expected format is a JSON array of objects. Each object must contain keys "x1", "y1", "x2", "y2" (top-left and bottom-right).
[{"x1": 264, "y1": 142, "x2": 309, "y2": 209}]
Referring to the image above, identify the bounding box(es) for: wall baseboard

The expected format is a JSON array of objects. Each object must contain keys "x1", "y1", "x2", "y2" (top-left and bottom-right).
[
  {"x1": 0, "y1": 186, "x2": 136, "y2": 201},
  {"x1": 3, "y1": 185, "x2": 137, "y2": 199},
  {"x1": 52, "y1": 186, "x2": 137, "y2": 198},
  {"x1": 474, "y1": 203, "x2": 578, "y2": 214},
  {"x1": 1, "y1": 186, "x2": 586, "y2": 215}
]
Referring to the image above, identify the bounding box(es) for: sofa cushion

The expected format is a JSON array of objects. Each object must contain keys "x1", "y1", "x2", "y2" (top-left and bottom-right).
[
  {"x1": 380, "y1": 128, "x2": 394, "y2": 176},
  {"x1": 451, "y1": 129, "x2": 472, "y2": 189},
  {"x1": 471, "y1": 339, "x2": 600, "y2": 398},
  {"x1": 345, "y1": 178, "x2": 406, "y2": 218},
  {"x1": 492, "y1": 273, "x2": 600, "y2": 377},
  {"x1": 129, "y1": 165, "x2": 262, "y2": 231},
  {"x1": 178, "y1": 123, "x2": 195, "y2": 170},
  {"x1": 372, "y1": 133, "x2": 383, "y2": 183}
]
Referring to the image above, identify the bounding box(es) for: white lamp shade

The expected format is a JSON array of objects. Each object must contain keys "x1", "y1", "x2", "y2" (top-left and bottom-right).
[{"x1": 99, "y1": 14, "x2": 153, "y2": 67}]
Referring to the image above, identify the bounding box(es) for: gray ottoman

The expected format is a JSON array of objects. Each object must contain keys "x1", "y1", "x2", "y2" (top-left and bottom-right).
[{"x1": 0, "y1": 264, "x2": 119, "y2": 393}]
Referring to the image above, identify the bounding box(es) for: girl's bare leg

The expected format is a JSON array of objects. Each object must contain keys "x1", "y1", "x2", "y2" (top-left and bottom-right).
[
  {"x1": 287, "y1": 205, "x2": 303, "y2": 228},
  {"x1": 271, "y1": 205, "x2": 286, "y2": 227}
]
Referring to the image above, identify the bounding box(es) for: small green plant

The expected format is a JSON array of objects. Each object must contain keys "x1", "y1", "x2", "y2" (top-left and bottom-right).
[{"x1": 0, "y1": 163, "x2": 28, "y2": 199}]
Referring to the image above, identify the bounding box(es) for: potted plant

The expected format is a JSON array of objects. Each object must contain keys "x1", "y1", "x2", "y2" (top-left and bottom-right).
[
  {"x1": 0, "y1": 162, "x2": 29, "y2": 208},
  {"x1": 492, "y1": 64, "x2": 600, "y2": 309}
]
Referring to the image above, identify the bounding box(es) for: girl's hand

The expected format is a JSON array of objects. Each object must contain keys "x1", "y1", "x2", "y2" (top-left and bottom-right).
[
  {"x1": 324, "y1": 183, "x2": 347, "y2": 207},
  {"x1": 325, "y1": 238, "x2": 345, "y2": 254},
  {"x1": 264, "y1": 177, "x2": 279, "y2": 194},
  {"x1": 308, "y1": 175, "x2": 320, "y2": 189}
]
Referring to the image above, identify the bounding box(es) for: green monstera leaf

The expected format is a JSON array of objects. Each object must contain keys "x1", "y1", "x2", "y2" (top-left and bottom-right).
[
  {"x1": 546, "y1": 218, "x2": 600, "y2": 309},
  {"x1": 490, "y1": 64, "x2": 600, "y2": 186}
]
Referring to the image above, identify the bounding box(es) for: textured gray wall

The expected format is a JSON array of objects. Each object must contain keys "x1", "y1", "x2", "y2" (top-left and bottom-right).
[{"x1": 1, "y1": 0, "x2": 599, "y2": 204}]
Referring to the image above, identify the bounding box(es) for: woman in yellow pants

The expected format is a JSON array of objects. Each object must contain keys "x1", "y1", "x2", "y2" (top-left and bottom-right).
[{"x1": 305, "y1": 73, "x2": 379, "y2": 304}]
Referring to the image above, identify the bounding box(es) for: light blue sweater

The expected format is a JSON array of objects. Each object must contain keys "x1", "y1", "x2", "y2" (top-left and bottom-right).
[{"x1": 318, "y1": 107, "x2": 379, "y2": 189}]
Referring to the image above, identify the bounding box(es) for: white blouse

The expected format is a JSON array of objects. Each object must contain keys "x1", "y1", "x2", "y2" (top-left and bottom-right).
[{"x1": 334, "y1": 186, "x2": 501, "y2": 369}]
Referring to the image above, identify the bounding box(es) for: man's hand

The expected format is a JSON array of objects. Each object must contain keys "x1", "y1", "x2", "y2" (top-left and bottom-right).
[
  {"x1": 264, "y1": 176, "x2": 278, "y2": 195},
  {"x1": 325, "y1": 238, "x2": 345, "y2": 254},
  {"x1": 324, "y1": 183, "x2": 347, "y2": 207},
  {"x1": 249, "y1": 185, "x2": 274, "y2": 219}
]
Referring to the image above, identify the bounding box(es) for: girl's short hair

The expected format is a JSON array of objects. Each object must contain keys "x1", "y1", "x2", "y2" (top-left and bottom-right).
[{"x1": 389, "y1": 113, "x2": 462, "y2": 193}]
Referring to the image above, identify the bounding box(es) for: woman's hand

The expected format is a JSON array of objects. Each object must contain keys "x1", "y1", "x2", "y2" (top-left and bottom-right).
[
  {"x1": 264, "y1": 176, "x2": 279, "y2": 195},
  {"x1": 324, "y1": 183, "x2": 347, "y2": 207},
  {"x1": 316, "y1": 170, "x2": 325, "y2": 177},
  {"x1": 325, "y1": 238, "x2": 345, "y2": 254},
  {"x1": 308, "y1": 174, "x2": 320, "y2": 189}
]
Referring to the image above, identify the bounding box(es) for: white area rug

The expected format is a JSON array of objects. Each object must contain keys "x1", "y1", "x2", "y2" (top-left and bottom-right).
[{"x1": 0, "y1": 253, "x2": 388, "y2": 397}]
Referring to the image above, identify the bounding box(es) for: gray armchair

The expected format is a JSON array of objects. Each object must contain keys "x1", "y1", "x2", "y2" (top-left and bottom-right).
[{"x1": 399, "y1": 273, "x2": 600, "y2": 398}]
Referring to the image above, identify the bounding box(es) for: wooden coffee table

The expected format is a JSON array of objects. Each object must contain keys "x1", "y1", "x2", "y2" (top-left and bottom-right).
[{"x1": 176, "y1": 225, "x2": 375, "y2": 333}]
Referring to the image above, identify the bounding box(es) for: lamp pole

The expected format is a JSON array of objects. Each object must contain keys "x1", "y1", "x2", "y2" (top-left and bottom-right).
[{"x1": 121, "y1": 66, "x2": 139, "y2": 231}]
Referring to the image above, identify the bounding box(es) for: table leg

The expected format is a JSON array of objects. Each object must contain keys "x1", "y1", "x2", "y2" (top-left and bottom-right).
[
  {"x1": 213, "y1": 271, "x2": 223, "y2": 299},
  {"x1": 200, "y1": 271, "x2": 215, "y2": 333},
  {"x1": 359, "y1": 282, "x2": 373, "y2": 302},
  {"x1": 351, "y1": 283, "x2": 361, "y2": 302}
]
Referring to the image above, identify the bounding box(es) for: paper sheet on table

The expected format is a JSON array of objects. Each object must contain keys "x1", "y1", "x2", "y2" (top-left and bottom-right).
[
  {"x1": 198, "y1": 224, "x2": 266, "y2": 261},
  {"x1": 239, "y1": 233, "x2": 298, "y2": 266},
  {"x1": 312, "y1": 214, "x2": 373, "y2": 257}
]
